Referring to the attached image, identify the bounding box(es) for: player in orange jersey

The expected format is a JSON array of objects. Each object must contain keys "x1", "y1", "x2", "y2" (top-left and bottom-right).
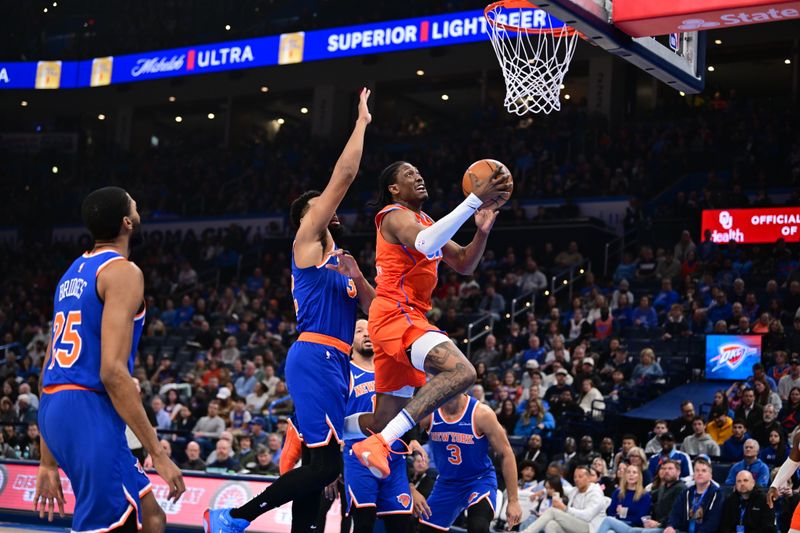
[{"x1": 347, "y1": 161, "x2": 511, "y2": 478}]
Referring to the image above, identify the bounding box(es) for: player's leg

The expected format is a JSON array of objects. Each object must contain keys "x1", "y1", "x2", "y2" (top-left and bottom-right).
[
  {"x1": 351, "y1": 507, "x2": 378, "y2": 533},
  {"x1": 382, "y1": 514, "x2": 412, "y2": 533},
  {"x1": 790, "y1": 499, "x2": 800, "y2": 533},
  {"x1": 140, "y1": 491, "x2": 167, "y2": 533},
  {"x1": 465, "y1": 499, "x2": 494, "y2": 533}
]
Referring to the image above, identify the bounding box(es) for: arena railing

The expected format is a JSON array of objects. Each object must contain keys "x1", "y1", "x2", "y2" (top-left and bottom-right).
[
  {"x1": 603, "y1": 228, "x2": 639, "y2": 277},
  {"x1": 549, "y1": 258, "x2": 592, "y2": 302},
  {"x1": 506, "y1": 290, "x2": 536, "y2": 326},
  {"x1": 464, "y1": 314, "x2": 495, "y2": 360}
]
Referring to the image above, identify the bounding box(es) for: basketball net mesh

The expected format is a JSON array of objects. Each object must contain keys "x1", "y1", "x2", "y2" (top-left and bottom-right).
[{"x1": 485, "y1": 5, "x2": 579, "y2": 115}]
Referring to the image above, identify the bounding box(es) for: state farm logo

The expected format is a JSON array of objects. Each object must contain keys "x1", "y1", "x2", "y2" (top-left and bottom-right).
[
  {"x1": 719, "y1": 211, "x2": 733, "y2": 230},
  {"x1": 710, "y1": 343, "x2": 757, "y2": 372},
  {"x1": 711, "y1": 210, "x2": 744, "y2": 243},
  {"x1": 678, "y1": 8, "x2": 799, "y2": 30},
  {"x1": 151, "y1": 484, "x2": 206, "y2": 515},
  {"x1": 211, "y1": 482, "x2": 251, "y2": 510}
]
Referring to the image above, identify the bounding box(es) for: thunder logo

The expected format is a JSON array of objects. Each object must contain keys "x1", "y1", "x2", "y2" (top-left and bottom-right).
[{"x1": 709, "y1": 343, "x2": 758, "y2": 372}]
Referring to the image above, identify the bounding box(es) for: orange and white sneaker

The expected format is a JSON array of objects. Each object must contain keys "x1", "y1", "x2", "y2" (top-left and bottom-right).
[
  {"x1": 352, "y1": 433, "x2": 391, "y2": 479},
  {"x1": 278, "y1": 418, "x2": 303, "y2": 475}
]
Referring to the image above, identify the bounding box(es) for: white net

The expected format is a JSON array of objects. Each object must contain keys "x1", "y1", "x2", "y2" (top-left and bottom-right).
[{"x1": 485, "y1": 4, "x2": 579, "y2": 115}]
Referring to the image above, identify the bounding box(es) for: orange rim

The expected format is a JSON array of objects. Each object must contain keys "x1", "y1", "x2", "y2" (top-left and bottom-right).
[{"x1": 484, "y1": 0, "x2": 580, "y2": 36}]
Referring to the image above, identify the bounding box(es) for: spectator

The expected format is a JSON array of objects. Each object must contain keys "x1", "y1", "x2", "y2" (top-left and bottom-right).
[
  {"x1": 718, "y1": 470, "x2": 775, "y2": 533},
  {"x1": 711, "y1": 389, "x2": 734, "y2": 418},
  {"x1": 526, "y1": 475, "x2": 568, "y2": 523},
  {"x1": 515, "y1": 399, "x2": 555, "y2": 438},
  {"x1": 577, "y1": 377, "x2": 604, "y2": 419},
  {"x1": 15, "y1": 394, "x2": 37, "y2": 424},
  {"x1": 245, "y1": 381, "x2": 270, "y2": 414},
  {"x1": 220, "y1": 336, "x2": 241, "y2": 365},
  {"x1": 550, "y1": 389, "x2": 584, "y2": 425},
  {"x1": 641, "y1": 460, "x2": 687, "y2": 530},
  {"x1": 777, "y1": 360, "x2": 800, "y2": 401},
  {"x1": 249, "y1": 446, "x2": 280, "y2": 475},
  {"x1": 229, "y1": 398, "x2": 252, "y2": 434},
  {"x1": 181, "y1": 441, "x2": 206, "y2": 471},
  {"x1": 752, "y1": 379, "x2": 781, "y2": 412},
  {"x1": 553, "y1": 438, "x2": 577, "y2": 467},
  {"x1": 206, "y1": 438, "x2": 240, "y2": 473},
  {"x1": 725, "y1": 439, "x2": 770, "y2": 487},
  {"x1": 595, "y1": 464, "x2": 652, "y2": 531},
  {"x1": 472, "y1": 334, "x2": 501, "y2": 366},
  {"x1": 521, "y1": 465, "x2": 606, "y2": 533},
  {"x1": 612, "y1": 435, "x2": 638, "y2": 472},
  {"x1": 778, "y1": 386, "x2": 800, "y2": 431},
  {"x1": 523, "y1": 336, "x2": 547, "y2": 365},
  {"x1": 734, "y1": 388, "x2": 763, "y2": 430},
  {"x1": 497, "y1": 398, "x2": 520, "y2": 435},
  {"x1": 662, "y1": 304, "x2": 689, "y2": 340},
  {"x1": 663, "y1": 457, "x2": 724, "y2": 533},
  {"x1": 192, "y1": 400, "x2": 225, "y2": 455},
  {"x1": 674, "y1": 230, "x2": 696, "y2": 262},
  {"x1": 151, "y1": 396, "x2": 172, "y2": 431},
  {"x1": 266, "y1": 433, "x2": 283, "y2": 465},
  {"x1": 670, "y1": 401, "x2": 696, "y2": 444},
  {"x1": 632, "y1": 297, "x2": 658, "y2": 329},
  {"x1": 759, "y1": 428, "x2": 789, "y2": 469},
  {"x1": 234, "y1": 361, "x2": 258, "y2": 398},
  {"x1": 749, "y1": 363, "x2": 777, "y2": 392},
  {"x1": 613, "y1": 254, "x2": 637, "y2": 285},
  {"x1": 554, "y1": 241, "x2": 583, "y2": 269},
  {"x1": 708, "y1": 292, "x2": 733, "y2": 324},
  {"x1": 409, "y1": 452, "x2": 438, "y2": 499},
  {"x1": 630, "y1": 348, "x2": 664, "y2": 388},
  {"x1": 707, "y1": 409, "x2": 734, "y2": 445},
  {"x1": 479, "y1": 285, "x2": 506, "y2": 322},
  {"x1": 544, "y1": 369, "x2": 573, "y2": 405},
  {"x1": 645, "y1": 420, "x2": 669, "y2": 455},
  {"x1": 635, "y1": 247, "x2": 657, "y2": 282},
  {"x1": 721, "y1": 419, "x2": 751, "y2": 461},
  {"x1": 250, "y1": 417, "x2": 269, "y2": 447},
  {"x1": 681, "y1": 417, "x2": 721, "y2": 457},
  {"x1": 653, "y1": 279, "x2": 680, "y2": 311},
  {"x1": 751, "y1": 404, "x2": 782, "y2": 449},
  {"x1": 647, "y1": 433, "x2": 693, "y2": 482},
  {"x1": 519, "y1": 259, "x2": 548, "y2": 294},
  {"x1": 517, "y1": 434, "x2": 548, "y2": 480},
  {"x1": 656, "y1": 250, "x2": 681, "y2": 282},
  {"x1": 236, "y1": 434, "x2": 255, "y2": 467},
  {"x1": 0, "y1": 430, "x2": 17, "y2": 459},
  {"x1": 611, "y1": 280, "x2": 635, "y2": 311}
]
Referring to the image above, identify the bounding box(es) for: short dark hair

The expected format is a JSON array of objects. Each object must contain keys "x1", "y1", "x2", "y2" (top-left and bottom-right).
[
  {"x1": 692, "y1": 415, "x2": 705, "y2": 424},
  {"x1": 733, "y1": 418, "x2": 747, "y2": 428},
  {"x1": 368, "y1": 161, "x2": 407, "y2": 208},
  {"x1": 289, "y1": 190, "x2": 321, "y2": 230},
  {"x1": 622, "y1": 433, "x2": 638, "y2": 444},
  {"x1": 654, "y1": 419, "x2": 668, "y2": 427},
  {"x1": 81, "y1": 186, "x2": 131, "y2": 241}
]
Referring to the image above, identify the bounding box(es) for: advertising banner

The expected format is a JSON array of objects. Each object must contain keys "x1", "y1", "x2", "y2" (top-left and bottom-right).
[
  {"x1": 613, "y1": 0, "x2": 799, "y2": 37},
  {"x1": 701, "y1": 207, "x2": 800, "y2": 243},
  {"x1": 705, "y1": 335, "x2": 762, "y2": 381},
  {"x1": 0, "y1": 462, "x2": 340, "y2": 532},
  {"x1": 52, "y1": 215, "x2": 285, "y2": 246}
]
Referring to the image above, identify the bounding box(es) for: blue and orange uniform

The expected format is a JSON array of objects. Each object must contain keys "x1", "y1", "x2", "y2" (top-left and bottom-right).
[
  {"x1": 421, "y1": 396, "x2": 498, "y2": 530},
  {"x1": 344, "y1": 362, "x2": 413, "y2": 516},
  {"x1": 286, "y1": 243, "x2": 359, "y2": 447},
  {"x1": 39, "y1": 249, "x2": 150, "y2": 532},
  {"x1": 369, "y1": 204, "x2": 446, "y2": 395}
]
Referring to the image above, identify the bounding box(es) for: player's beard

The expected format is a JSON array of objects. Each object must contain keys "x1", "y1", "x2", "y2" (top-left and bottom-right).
[{"x1": 360, "y1": 346, "x2": 374, "y2": 358}]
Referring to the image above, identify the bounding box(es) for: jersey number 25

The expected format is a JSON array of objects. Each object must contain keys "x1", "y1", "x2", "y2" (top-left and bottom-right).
[{"x1": 49, "y1": 311, "x2": 83, "y2": 369}]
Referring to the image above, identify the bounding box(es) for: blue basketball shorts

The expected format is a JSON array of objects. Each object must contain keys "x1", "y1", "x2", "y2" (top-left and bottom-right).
[
  {"x1": 284, "y1": 340, "x2": 349, "y2": 447},
  {"x1": 419, "y1": 476, "x2": 498, "y2": 530},
  {"x1": 344, "y1": 444, "x2": 413, "y2": 516},
  {"x1": 39, "y1": 389, "x2": 152, "y2": 532}
]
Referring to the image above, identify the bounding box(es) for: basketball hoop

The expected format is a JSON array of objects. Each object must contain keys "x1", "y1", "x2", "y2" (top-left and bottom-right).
[{"x1": 484, "y1": 0, "x2": 579, "y2": 115}]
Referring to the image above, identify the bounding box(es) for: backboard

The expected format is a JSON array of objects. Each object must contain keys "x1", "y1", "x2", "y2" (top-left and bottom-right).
[{"x1": 530, "y1": 0, "x2": 707, "y2": 93}]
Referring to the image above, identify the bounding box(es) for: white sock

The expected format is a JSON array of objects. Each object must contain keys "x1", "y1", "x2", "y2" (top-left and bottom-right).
[
  {"x1": 380, "y1": 409, "x2": 415, "y2": 444},
  {"x1": 343, "y1": 413, "x2": 369, "y2": 440}
]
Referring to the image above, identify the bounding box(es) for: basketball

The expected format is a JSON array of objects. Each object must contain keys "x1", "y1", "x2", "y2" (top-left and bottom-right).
[{"x1": 462, "y1": 159, "x2": 513, "y2": 209}]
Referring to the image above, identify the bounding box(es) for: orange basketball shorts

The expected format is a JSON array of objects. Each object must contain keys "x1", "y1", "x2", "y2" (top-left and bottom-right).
[
  {"x1": 368, "y1": 297, "x2": 445, "y2": 393},
  {"x1": 792, "y1": 499, "x2": 800, "y2": 531}
]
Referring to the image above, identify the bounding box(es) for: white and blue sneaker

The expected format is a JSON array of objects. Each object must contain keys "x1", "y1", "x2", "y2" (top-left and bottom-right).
[{"x1": 203, "y1": 508, "x2": 250, "y2": 533}]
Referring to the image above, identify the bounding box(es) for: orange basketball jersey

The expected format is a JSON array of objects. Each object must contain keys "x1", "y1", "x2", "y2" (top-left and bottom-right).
[{"x1": 374, "y1": 204, "x2": 442, "y2": 313}]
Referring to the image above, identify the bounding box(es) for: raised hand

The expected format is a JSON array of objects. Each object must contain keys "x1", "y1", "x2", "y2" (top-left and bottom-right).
[
  {"x1": 474, "y1": 208, "x2": 499, "y2": 234},
  {"x1": 358, "y1": 87, "x2": 372, "y2": 124},
  {"x1": 325, "y1": 249, "x2": 364, "y2": 280}
]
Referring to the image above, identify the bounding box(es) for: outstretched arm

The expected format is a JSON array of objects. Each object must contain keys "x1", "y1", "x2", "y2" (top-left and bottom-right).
[
  {"x1": 295, "y1": 88, "x2": 372, "y2": 268},
  {"x1": 441, "y1": 209, "x2": 498, "y2": 275},
  {"x1": 476, "y1": 403, "x2": 521, "y2": 529}
]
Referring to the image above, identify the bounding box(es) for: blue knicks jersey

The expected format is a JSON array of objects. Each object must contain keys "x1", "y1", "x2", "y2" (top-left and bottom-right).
[
  {"x1": 344, "y1": 361, "x2": 405, "y2": 453},
  {"x1": 291, "y1": 243, "x2": 359, "y2": 346},
  {"x1": 43, "y1": 250, "x2": 145, "y2": 392},
  {"x1": 428, "y1": 396, "x2": 495, "y2": 482}
]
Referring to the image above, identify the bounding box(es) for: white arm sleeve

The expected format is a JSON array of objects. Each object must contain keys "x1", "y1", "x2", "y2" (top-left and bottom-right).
[
  {"x1": 770, "y1": 457, "x2": 800, "y2": 489},
  {"x1": 414, "y1": 193, "x2": 482, "y2": 255}
]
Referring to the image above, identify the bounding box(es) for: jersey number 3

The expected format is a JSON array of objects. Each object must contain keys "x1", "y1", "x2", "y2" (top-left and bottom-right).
[
  {"x1": 446, "y1": 444, "x2": 462, "y2": 465},
  {"x1": 49, "y1": 311, "x2": 83, "y2": 368}
]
